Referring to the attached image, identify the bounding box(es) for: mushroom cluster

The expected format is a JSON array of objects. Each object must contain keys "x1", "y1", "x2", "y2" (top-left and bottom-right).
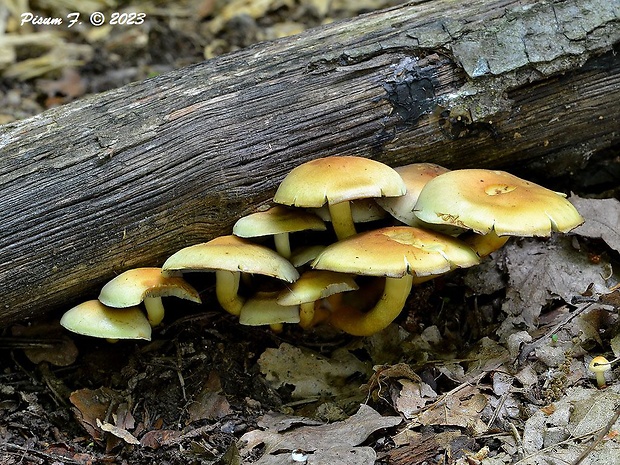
[{"x1": 60, "y1": 156, "x2": 584, "y2": 340}]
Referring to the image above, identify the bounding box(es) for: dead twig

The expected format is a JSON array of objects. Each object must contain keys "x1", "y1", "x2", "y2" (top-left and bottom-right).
[
  {"x1": 1, "y1": 443, "x2": 85, "y2": 464},
  {"x1": 402, "y1": 371, "x2": 487, "y2": 418},
  {"x1": 517, "y1": 303, "x2": 594, "y2": 365},
  {"x1": 571, "y1": 402, "x2": 620, "y2": 465}
]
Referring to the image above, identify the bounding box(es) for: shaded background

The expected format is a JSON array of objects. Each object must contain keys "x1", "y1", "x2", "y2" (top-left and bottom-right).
[{"x1": 0, "y1": 0, "x2": 407, "y2": 123}]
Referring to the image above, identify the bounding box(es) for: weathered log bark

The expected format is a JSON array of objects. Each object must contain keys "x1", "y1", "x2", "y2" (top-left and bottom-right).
[{"x1": 1, "y1": 0, "x2": 619, "y2": 326}]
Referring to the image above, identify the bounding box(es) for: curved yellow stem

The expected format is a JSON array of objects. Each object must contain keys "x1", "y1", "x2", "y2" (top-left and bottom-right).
[
  {"x1": 215, "y1": 270, "x2": 245, "y2": 316},
  {"x1": 328, "y1": 275, "x2": 413, "y2": 336}
]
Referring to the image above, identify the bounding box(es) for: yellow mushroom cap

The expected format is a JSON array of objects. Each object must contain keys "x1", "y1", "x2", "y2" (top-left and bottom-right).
[
  {"x1": 60, "y1": 300, "x2": 152, "y2": 340},
  {"x1": 311, "y1": 226, "x2": 480, "y2": 278},
  {"x1": 414, "y1": 169, "x2": 584, "y2": 236},
  {"x1": 99, "y1": 267, "x2": 201, "y2": 308},
  {"x1": 273, "y1": 156, "x2": 406, "y2": 207},
  {"x1": 239, "y1": 291, "x2": 300, "y2": 326},
  {"x1": 277, "y1": 270, "x2": 359, "y2": 306},
  {"x1": 589, "y1": 356, "x2": 611, "y2": 373},
  {"x1": 233, "y1": 206, "x2": 325, "y2": 237},
  {"x1": 289, "y1": 245, "x2": 326, "y2": 268},
  {"x1": 162, "y1": 235, "x2": 299, "y2": 282},
  {"x1": 376, "y1": 163, "x2": 450, "y2": 226}
]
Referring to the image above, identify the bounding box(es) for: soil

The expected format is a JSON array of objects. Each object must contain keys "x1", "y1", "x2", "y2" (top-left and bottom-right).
[{"x1": 1, "y1": 1, "x2": 620, "y2": 465}]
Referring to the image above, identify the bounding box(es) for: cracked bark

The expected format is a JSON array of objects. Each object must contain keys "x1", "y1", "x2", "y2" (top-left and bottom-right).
[{"x1": 0, "y1": 0, "x2": 619, "y2": 325}]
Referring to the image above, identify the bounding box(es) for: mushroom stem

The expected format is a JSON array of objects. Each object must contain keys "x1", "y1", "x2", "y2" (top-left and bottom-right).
[
  {"x1": 273, "y1": 232, "x2": 292, "y2": 258},
  {"x1": 328, "y1": 274, "x2": 414, "y2": 336},
  {"x1": 299, "y1": 301, "x2": 333, "y2": 329},
  {"x1": 328, "y1": 201, "x2": 357, "y2": 240},
  {"x1": 143, "y1": 296, "x2": 166, "y2": 326},
  {"x1": 595, "y1": 371, "x2": 606, "y2": 388},
  {"x1": 215, "y1": 270, "x2": 245, "y2": 316},
  {"x1": 462, "y1": 230, "x2": 510, "y2": 257},
  {"x1": 298, "y1": 302, "x2": 316, "y2": 329}
]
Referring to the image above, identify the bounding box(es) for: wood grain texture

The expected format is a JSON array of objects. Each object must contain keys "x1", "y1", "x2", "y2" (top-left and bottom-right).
[{"x1": 1, "y1": 0, "x2": 619, "y2": 325}]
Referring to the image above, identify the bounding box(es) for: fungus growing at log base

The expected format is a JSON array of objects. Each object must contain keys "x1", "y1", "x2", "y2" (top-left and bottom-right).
[
  {"x1": 57, "y1": 158, "x2": 589, "y2": 342},
  {"x1": 98, "y1": 267, "x2": 201, "y2": 326},
  {"x1": 273, "y1": 156, "x2": 406, "y2": 240},
  {"x1": 277, "y1": 270, "x2": 359, "y2": 329},
  {"x1": 233, "y1": 205, "x2": 326, "y2": 259},
  {"x1": 376, "y1": 162, "x2": 451, "y2": 227},
  {"x1": 162, "y1": 235, "x2": 299, "y2": 316},
  {"x1": 238, "y1": 291, "x2": 300, "y2": 329},
  {"x1": 413, "y1": 169, "x2": 585, "y2": 256},
  {"x1": 311, "y1": 226, "x2": 479, "y2": 336},
  {"x1": 60, "y1": 300, "x2": 152, "y2": 341}
]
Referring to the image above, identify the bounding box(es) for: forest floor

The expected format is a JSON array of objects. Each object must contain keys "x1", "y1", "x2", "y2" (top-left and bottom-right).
[{"x1": 1, "y1": 1, "x2": 620, "y2": 464}]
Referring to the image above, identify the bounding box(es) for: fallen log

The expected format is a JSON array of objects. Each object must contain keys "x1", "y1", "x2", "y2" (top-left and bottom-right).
[{"x1": 1, "y1": 0, "x2": 619, "y2": 326}]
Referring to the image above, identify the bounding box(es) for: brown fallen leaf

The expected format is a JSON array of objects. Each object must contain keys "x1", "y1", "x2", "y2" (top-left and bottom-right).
[
  {"x1": 97, "y1": 418, "x2": 140, "y2": 445},
  {"x1": 11, "y1": 322, "x2": 78, "y2": 366},
  {"x1": 413, "y1": 384, "x2": 488, "y2": 434},
  {"x1": 394, "y1": 379, "x2": 438, "y2": 419},
  {"x1": 498, "y1": 236, "x2": 612, "y2": 337},
  {"x1": 140, "y1": 429, "x2": 183, "y2": 449},
  {"x1": 38, "y1": 68, "x2": 86, "y2": 106},
  {"x1": 570, "y1": 195, "x2": 620, "y2": 254},
  {"x1": 239, "y1": 404, "x2": 401, "y2": 461},
  {"x1": 69, "y1": 387, "x2": 122, "y2": 442},
  {"x1": 187, "y1": 370, "x2": 232, "y2": 423},
  {"x1": 258, "y1": 343, "x2": 370, "y2": 400}
]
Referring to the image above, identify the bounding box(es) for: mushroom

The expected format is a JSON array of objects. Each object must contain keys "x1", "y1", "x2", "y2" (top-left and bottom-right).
[
  {"x1": 589, "y1": 356, "x2": 611, "y2": 388},
  {"x1": 162, "y1": 235, "x2": 300, "y2": 316},
  {"x1": 413, "y1": 169, "x2": 585, "y2": 256},
  {"x1": 99, "y1": 267, "x2": 202, "y2": 326},
  {"x1": 277, "y1": 270, "x2": 359, "y2": 329},
  {"x1": 375, "y1": 162, "x2": 451, "y2": 227},
  {"x1": 289, "y1": 245, "x2": 326, "y2": 268},
  {"x1": 273, "y1": 156, "x2": 406, "y2": 240},
  {"x1": 238, "y1": 291, "x2": 300, "y2": 328},
  {"x1": 232, "y1": 205, "x2": 326, "y2": 259},
  {"x1": 60, "y1": 300, "x2": 152, "y2": 341},
  {"x1": 311, "y1": 226, "x2": 480, "y2": 336}
]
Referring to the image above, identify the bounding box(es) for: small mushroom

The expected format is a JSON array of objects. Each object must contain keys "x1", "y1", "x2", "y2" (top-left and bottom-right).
[
  {"x1": 277, "y1": 270, "x2": 359, "y2": 328},
  {"x1": 238, "y1": 291, "x2": 300, "y2": 328},
  {"x1": 273, "y1": 156, "x2": 406, "y2": 240},
  {"x1": 311, "y1": 226, "x2": 480, "y2": 336},
  {"x1": 376, "y1": 162, "x2": 451, "y2": 227},
  {"x1": 60, "y1": 300, "x2": 152, "y2": 341},
  {"x1": 289, "y1": 245, "x2": 326, "y2": 268},
  {"x1": 414, "y1": 169, "x2": 585, "y2": 256},
  {"x1": 589, "y1": 356, "x2": 611, "y2": 388},
  {"x1": 162, "y1": 235, "x2": 299, "y2": 316},
  {"x1": 233, "y1": 205, "x2": 326, "y2": 258},
  {"x1": 99, "y1": 267, "x2": 202, "y2": 326}
]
